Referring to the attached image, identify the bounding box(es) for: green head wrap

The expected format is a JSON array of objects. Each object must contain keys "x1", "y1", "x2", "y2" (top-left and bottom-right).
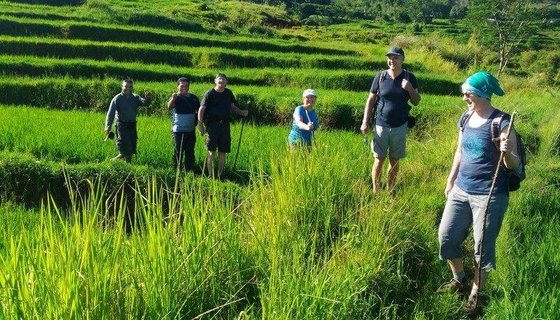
[{"x1": 461, "y1": 71, "x2": 505, "y2": 100}]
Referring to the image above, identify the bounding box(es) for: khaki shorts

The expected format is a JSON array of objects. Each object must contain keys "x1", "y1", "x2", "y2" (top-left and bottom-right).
[{"x1": 371, "y1": 123, "x2": 408, "y2": 158}]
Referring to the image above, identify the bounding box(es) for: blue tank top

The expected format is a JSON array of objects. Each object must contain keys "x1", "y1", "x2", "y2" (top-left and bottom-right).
[{"x1": 455, "y1": 110, "x2": 510, "y2": 195}]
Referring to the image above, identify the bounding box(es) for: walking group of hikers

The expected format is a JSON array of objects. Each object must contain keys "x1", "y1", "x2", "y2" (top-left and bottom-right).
[
  {"x1": 103, "y1": 46, "x2": 525, "y2": 314},
  {"x1": 104, "y1": 73, "x2": 248, "y2": 178}
]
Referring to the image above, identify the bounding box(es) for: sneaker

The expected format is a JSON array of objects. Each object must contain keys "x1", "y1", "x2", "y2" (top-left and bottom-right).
[{"x1": 437, "y1": 278, "x2": 468, "y2": 294}]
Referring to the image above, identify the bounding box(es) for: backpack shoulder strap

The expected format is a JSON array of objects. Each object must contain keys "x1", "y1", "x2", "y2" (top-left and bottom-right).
[
  {"x1": 491, "y1": 111, "x2": 506, "y2": 149},
  {"x1": 459, "y1": 110, "x2": 474, "y2": 132},
  {"x1": 376, "y1": 70, "x2": 387, "y2": 95}
]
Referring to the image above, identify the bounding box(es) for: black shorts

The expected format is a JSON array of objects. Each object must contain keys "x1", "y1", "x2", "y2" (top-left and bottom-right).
[{"x1": 205, "y1": 121, "x2": 231, "y2": 153}]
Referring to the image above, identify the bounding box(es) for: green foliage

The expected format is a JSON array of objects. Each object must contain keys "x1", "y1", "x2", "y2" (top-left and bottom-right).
[
  {"x1": 0, "y1": 16, "x2": 346, "y2": 55},
  {"x1": 0, "y1": 150, "x2": 241, "y2": 208},
  {"x1": 8, "y1": 0, "x2": 84, "y2": 5},
  {"x1": 0, "y1": 76, "x2": 459, "y2": 131},
  {"x1": 466, "y1": 0, "x2": 547, "y2": 74}
]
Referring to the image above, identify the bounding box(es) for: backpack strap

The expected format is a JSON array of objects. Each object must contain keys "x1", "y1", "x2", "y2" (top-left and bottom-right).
[
  {"x1": 378, "y1": 70, "x2": 387, "y2": 90},
  {"x1": 491, "y1": 111, "x2": 506, "y2": 150},
  {"x1": 459, "y1": 110, "x2": 474, "y2": 132},
  {"x1": 403, "y1": 69, "x2": 410, "y2": 81}
]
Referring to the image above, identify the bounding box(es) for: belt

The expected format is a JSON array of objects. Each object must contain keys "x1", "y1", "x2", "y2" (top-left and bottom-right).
[{"x1": 209, "y1": 119, "x2": 229, "y2": 124}]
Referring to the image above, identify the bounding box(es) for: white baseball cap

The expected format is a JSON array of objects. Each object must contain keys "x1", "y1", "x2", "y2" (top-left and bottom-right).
[{"x1": 302, "y1": 89, "x2": 317, "y2": 98}]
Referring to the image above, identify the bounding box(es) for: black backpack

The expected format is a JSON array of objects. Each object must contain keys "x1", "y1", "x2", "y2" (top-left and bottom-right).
[{"x1": 460, "y1": 110, "x2": 527, "y2": 191}]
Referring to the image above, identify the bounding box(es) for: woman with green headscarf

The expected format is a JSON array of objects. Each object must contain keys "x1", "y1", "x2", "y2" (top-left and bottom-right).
[{"x1": 437, "y1": 71, "x2": 521, "y2": 313}]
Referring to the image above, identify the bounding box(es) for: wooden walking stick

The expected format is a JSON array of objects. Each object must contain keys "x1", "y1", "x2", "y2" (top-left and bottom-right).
[
  {"x1": 474, "y1": 111, "x2": 517, "y2": 308},
  {"x1": 232, "y1": 118, "x2": 245, "y2": 171}
]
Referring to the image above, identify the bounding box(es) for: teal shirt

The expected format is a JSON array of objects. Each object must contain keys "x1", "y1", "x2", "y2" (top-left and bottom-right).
[{"x1": 288, "y1": 106, "x2": 318, "y2": 145}]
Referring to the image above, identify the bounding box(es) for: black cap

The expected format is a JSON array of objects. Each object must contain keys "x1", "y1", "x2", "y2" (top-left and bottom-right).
[
  {"x1": 386, "y1": 47, "x2": 405, "y2": 58},
  {"x1": 215, "y1": 73, "x2": 228, "y2": 80}
]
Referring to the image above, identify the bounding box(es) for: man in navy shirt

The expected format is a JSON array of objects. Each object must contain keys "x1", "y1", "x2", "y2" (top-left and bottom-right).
[
  {"x1": 360, "y1": 47, "x2": 421, "y2": 193},
  {"x1": 168, "y1": 77, "x2": 200, "y2": 172},
  {"x1": 198, "y1": 74, "x2": 248, "y2": 179}
]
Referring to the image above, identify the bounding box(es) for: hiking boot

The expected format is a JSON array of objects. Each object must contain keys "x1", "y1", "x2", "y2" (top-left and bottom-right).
[{"x1": 437, "y1": 278, "x2": 468, "y2": 294}]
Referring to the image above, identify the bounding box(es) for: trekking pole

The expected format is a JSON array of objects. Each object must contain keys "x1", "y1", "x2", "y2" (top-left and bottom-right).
[
  {"x1": 305, "y1": 108, "x2": 314, "y2": 146},
  {"x1": 475, "y1": 111, "x2": 516, "y2": 307},
  {"x1": 232, "y1": 117, "x2": 245, "y2": 171}
]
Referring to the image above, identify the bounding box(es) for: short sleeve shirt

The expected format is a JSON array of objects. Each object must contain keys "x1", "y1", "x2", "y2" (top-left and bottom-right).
[
  {"x1": 369, "y1": 70, "x2": 418, "y2": 128},
  {"x1": 201, "y1": 88, "x2": 237, "y2": 122},
  {"x1": 172, "y1": 93, "x2": 200, "y2": 132}
]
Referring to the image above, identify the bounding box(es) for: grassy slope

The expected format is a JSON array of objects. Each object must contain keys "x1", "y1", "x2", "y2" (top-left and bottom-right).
[{"x1": 0, "y1": 0, "x2": 559, "y2": 319}]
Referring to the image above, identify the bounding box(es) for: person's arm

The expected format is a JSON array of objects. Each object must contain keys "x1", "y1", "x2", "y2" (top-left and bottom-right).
[
  {"x1": 360, "y1": 92, "x2": 377, "y2": 134},
  {"x1": 167, "y1": 93, "x2": 178, "y2": 109},
  {"x1": 139, "y1": 90, "x2": 151, "y2": 105},
  {"x1": 500, "y1": 128, "x2": 521, "y2": 170},
  {"x1": 445, "y1": 133, "x2": 463, "y2": 198},
  {"x1": 402, "y1": 79, "x2": 420, "y2": 106},
  {"x1": 104, "y1": 96, "x2": 117, "y2": 135},
  {"x1": 294, "y1": 107, "x2": 313, "y2": 131},
  {"x1": 198, "y1": 105, "x2": 206, "y2": 135},
  {"x1": 230, "y1": 103, "x2": 248, "y2": 117}
]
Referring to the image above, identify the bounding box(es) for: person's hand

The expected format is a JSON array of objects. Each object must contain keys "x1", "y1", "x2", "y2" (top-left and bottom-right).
[
  {"x1": 500, "y1": 136, "x2": 513, "y2": 153},
  {"x1": 360, "y1": 123, "x2": 369, "y2": 134},
  {"x1": 105, "y1": 129, "x2": 110, "y2": 136},
  {"x1": 401, "y1": 79, "x2": 413, "y2": 92},
  {"x1": 171, "y1": 92, "x2": 178, "y2": 99},
  {"x1": 307, "y1": 122, "x2": 314, "y2": 131},
  {"x1": 444, "y1": 183, "x2": 453, "y2": 198},
  {"x1": 144, "y1": 90, "x2": 152, "y2": 101}
]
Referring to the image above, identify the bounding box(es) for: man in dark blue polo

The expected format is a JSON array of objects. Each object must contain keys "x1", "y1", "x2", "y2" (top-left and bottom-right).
[
  {"x1": 198, "y1": 73, "x2": 248, "y2": 178},
  {"x1": 104, "y1": 79, "x2": 150, "y2": 163}
]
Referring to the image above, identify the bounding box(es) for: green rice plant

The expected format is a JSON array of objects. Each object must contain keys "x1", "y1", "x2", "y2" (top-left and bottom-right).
[
  {"x1": 0, "y1": 15, "x2": 353, "y2": 56},
  {"x1": 0, "y1": 84, "x2": 558, "y2": 317},
  {"x1": 0, "y1": 176, "x2": 255, "y2": 318}
]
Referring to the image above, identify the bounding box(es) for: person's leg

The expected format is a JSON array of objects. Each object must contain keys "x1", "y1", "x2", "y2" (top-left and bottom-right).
[
  {"x1": 173, "y1": 132, "x2": 182, "y2": 170},
  {"x1": 184, "y1": 131, "x2": 196, "y2": 172},
  {"x1": 217, "y1": 152, "x2": 226, "y2": 178},
  {"x1": 205, "y1": 123, "x2": 219, "y2": 177},
  {"x1": 372, "y1": 125, "x2": 389, "y2": 193},
  {"x1": 115, "y1": 122, "x2": 134, "y2": 162},
  {"x1": 470, "y1": 192, "x2": 508, "y2": 293},
  {"x1": 372, "y1": 157, "x2": 384, "y2": 192},
  {"x1": 439, "y1": 187, "x2": 472, "y2": 285},
  {"x1": 387, "y1": 157, "x2": 399, "y2": 193},
  {"x1": 216, "y1": 123, "x2": 231, "y2": 179},
  {"x1": 387, "y1": 123, "x2": 407, "y2": 192},
  {"x1": 207, "y1": 151, "x2": 215, "y2": 177}
]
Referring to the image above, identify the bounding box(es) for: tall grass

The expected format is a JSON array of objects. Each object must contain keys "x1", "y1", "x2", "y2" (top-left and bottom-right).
[{"x1": 0, "y1": 178, "x2": 255, "y2": 318}]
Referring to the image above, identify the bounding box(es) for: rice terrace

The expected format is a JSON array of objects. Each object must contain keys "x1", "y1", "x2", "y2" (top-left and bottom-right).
[{"x1": 0, "y1": 0, "x2": 559, "y2": 319}]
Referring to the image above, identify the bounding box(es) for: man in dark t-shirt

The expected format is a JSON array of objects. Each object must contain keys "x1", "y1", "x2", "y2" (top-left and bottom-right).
[
  {"x1": 198, "y1": 73, "x2": 248, "y2": 179},
  {"x1": 360, "y1": 47, "x2": 421, "y2": 193},
  {"x1": 168, "y1": 77, "x2": 200, "y2": 171}
]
